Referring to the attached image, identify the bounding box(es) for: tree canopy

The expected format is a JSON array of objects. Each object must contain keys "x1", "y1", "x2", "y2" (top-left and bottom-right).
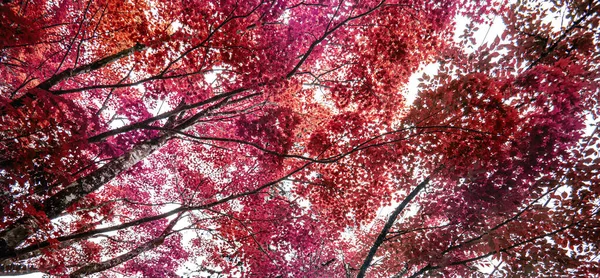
[{"x1": 1, "y1": 0, "x2": 599, "y2": 277}]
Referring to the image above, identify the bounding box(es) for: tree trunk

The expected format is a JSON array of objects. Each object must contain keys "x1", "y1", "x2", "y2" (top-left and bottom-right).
[{"x1": 0, "y1": 136, "x2": 169, "y2": 256}]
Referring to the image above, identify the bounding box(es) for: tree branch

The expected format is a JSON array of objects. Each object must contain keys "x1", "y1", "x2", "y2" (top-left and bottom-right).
[
  {"x1": 69, "y1": 215, "x2": 181, "y2": 277},
  {"x1": 357, "y1": 169, "x2": 439, "y2": 278}
]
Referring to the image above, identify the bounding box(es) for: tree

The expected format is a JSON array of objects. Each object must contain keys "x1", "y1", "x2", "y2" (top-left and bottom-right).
[{"x1": 0, "y1": 0, "x2": 598, "y2": 277}]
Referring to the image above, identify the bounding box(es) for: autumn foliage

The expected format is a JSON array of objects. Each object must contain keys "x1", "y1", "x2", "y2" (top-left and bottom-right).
[{"x1": 1, "y1": 0, "x2": 599, "y2": 277}]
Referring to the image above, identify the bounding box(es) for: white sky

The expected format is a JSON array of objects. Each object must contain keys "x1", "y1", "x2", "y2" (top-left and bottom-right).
[{"x1": 404, "y1": 15, "x2": 506, "y2": 105}]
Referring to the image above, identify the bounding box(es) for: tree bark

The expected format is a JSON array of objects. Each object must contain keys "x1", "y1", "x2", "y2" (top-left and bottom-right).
[
  {"x1": 38, "y1": 43, "x2": 146, "y2": 91},
  {"x1": 0, "y1": 263, "x2": 40, "y2": 276},
  {"x1": 0, "y1": 136, "x2": 169, "y2": 255}
]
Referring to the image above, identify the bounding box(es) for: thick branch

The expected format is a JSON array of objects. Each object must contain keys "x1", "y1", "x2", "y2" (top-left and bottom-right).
[
  {"x1": 0, "y1": 136, "x2": 169, "y2": 255},
  {"x1": 86, "y1": 87, "x2": 250, "y2": 143},
  {"x1": 357, "y1": 173, "x2": 435, "y2": 278},
  {"x1": 6, "y1": 43, "x2": 145, "y2": 108},
  {"x1": 0, "y1": 263, "x2": 40, "y2": 276},
  {"x1": 5, "y1": 162, "x2": 312, "y2": 263},
  {"x1": 527, "y1": 4, "x2": 597, "y2": 69},
  {"x1": 69, "y1": 216, "x2": 179, "y2": 277},
  {"x1": 39, "y1": 43, "x2": 145, "y2": 90}
]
